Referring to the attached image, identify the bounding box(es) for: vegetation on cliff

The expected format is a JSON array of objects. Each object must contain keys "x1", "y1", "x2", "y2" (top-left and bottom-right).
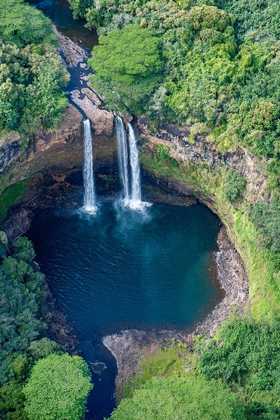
[{"x1": 112, "y1": 318, "x2": 280, "y2": 420}]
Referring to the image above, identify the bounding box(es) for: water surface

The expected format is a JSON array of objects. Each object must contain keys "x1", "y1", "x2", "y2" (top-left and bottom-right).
[
  {"x1": 28, "y1": 202, "x2": 222, "y2": 419},
  {"x1": 29, "y1": 203, "x2": 221, "y2": 335},
  {"x1": 27, "y1": 0, "x2": 98, "y2": 51}
]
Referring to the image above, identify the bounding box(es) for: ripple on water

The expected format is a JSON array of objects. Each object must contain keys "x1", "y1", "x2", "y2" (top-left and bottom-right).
[{"x1": 27, "y1": 202, "x2": 223, "y2": 419}]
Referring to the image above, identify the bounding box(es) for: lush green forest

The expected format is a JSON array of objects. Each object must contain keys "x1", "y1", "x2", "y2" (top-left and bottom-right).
[
  {"x1": 0, "y1": 234, "x2": 92, "y2": 419},
  {"x1": 1, "y1": 0, "x2": 280, "y2": 418},
  {"x1": 70, "y1": 0, "x2": 280, "y2": 163},
  {"x1": 0, "y1": 0, "x2": 69, "y2": 135}
]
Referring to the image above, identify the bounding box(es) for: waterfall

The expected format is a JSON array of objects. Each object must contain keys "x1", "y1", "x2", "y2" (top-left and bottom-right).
[
  {"x1": 128, "y1": 123, "x2": 142, "y2": 208},
  {"x1": 115, "y1": 115, "x2": 130, "y2": 205},
  {"x1": 83, "y1": 119, "x2": 97, "y2": 213},
  {"x1": 115, "y1": 116, "x2": 150, "y2": 211}
]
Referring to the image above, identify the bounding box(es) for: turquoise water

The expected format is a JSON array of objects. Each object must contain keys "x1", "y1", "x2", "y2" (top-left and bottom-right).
[{"x1": 28, "y1": 202, "x2": 222, "y2": 418}]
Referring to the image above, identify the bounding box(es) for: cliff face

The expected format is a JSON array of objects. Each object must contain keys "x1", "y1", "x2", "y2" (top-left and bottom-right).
[
  {"x1": 137, "y1": 117, "x2": 269, "y2": 205},
  {"x1": 0, "y1": 27, "x2": 116, "y2": 197},
  {"x1": 0, "y1": 104, "x2": 82, "y2": 192}
]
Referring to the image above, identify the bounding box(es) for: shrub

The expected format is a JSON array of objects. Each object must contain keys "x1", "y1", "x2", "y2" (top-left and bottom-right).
[
  {"x1": 248, "y1": 201, "x2": 280, "y2": 252},
  {"x1": 224, "y1": 170, "x2": 246, "y2": 202},
  {"x1": 199, "y1": 317, "x2": 280, "y2": 392}
]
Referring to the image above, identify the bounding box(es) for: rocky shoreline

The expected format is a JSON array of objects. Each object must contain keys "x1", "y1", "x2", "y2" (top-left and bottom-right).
[{"x1": 195, "y1": 226, "x2": 249, "y2": 335}]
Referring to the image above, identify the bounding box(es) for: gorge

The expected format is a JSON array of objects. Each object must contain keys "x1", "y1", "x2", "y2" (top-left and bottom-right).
[{"x1": 1, "y1": 0, "x2": 280, "y2": 419}]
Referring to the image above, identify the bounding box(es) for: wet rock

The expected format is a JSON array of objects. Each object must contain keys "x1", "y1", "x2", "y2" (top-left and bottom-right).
[
  {"x1": 53, "y1": 26, "x2": 88, "y2": 67},
  {"x1": 119, "y1": 113, "x2": 133, "y2": 126},
  {"x1": 90, "y1": 361, "x2": 107, "y2": 374},
  {"x1": 81, "y1": 87, "x2": 102, "y2": 107},
  {"x1": 1, "y1": 208, "x2": 34, "y2": 242},
  {"x1": 103, "y1": 330, "x2": 185, "y2": 390},
  {"x1": 195, "y1": 226, "x2": 250, "y2": 336},
  {"x1": 71, "y1": 90, "x2": 114, "y2": 136},
  {"x1": 0, "y1": 133, "x2": 21, "y2": 172}
]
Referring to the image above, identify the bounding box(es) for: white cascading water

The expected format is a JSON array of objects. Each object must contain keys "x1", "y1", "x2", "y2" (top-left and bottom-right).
[
  {"x1": 128, "y1": 123, "x2": 142, "y2": 209},
  {"x1": 83, "y1": 119, "x2": 97, "y2": 213},
  {"x1": 115, "y1": 115, "x2": 130, "y2": 205},
  {"x1": 115, "y1": 115, "x2": 150, "y2": 211}
]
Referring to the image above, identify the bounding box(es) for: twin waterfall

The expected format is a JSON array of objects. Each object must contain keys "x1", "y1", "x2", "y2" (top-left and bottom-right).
[
  {"x1": 82, "y1": 116, "x2": 147, "y2": 214},
  {"x1": 83, "y1": 119, "x2": 97, "y2": 213},
  {"x1": 115, "y1": 116, "x2": 130, "y2": 204},
  {"x1": 115, "y1": 116, "x2": 145, "y2": 210},
  {"x1": 128, "y1": 123, "x2": 142, "y2": 208}
]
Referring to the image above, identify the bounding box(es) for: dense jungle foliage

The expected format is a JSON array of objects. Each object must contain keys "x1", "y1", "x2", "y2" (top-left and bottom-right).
[
  {"x1": 0, "y1": 233, "x2": 92, "y2": 419},
  {"x1": 109, "y1": 318, "x2": 280, "y2": 420},
  {"x1": 0, "y1": 0, "x2": 69, "y2": 134},
  {"x1": 69, "y1": 0, "x2": 280, "y2": 162}
]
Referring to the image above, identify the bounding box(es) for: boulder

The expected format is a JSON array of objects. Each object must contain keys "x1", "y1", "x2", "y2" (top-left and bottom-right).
[{"x1": 53, "y1": 26, "x2": 88, "y2": 67}]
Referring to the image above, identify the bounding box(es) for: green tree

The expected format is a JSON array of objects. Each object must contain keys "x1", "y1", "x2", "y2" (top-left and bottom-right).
[
  {"x1": 0, "y1": 254, "x2": 45, "y2": 384},
  {"x1": 13, "y1": 237, "x2": 36, "y2": 263},
  {"x1": 199, "y1": 318, "x2": 280, "y2": 391},
  {"x1": 0, "y1": 0, "x2": 55, "y2": 47},
  {"x1": 224, "y1": 170, "x2": 246, "y2": 203},
  {"x1": 68, "y1": 0, "x2": 91, "y2": 19},
  {"x1": 219, "y1": 0, "x2": 280, "y2": 41},
  {"x1": 109, "y1": 376, "x2": 245, "y2": 419},
  {"x1": 88, "y1": 24, "x2": 163, "y2": 115},
  {"x1": 0, "y1": 42, "x2": 69, "y2": 133},
  {"x1": 23, "y1": 354, "x2": 93, "y2": 420}
]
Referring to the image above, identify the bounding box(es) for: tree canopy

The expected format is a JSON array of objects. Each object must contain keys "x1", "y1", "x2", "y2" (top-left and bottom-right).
[
  {"x1": 0, "y1": 237, "x2": 46, "y2": 385},
  {"x1": 88, "y1": 24, "x2": 163, "y2": 114},
  {"x1": 219, "y1": 0, "x2": 280, "y2": 41},
  {"x1": 0, "y1": 0, "x2": 55, "y2": 47},
  {"x1": 109, "y1": 375, "x2": 245, "y2": 420},
  {"x1": 23, "y1": 354, "x2": 93, "y2": 420},
  {"x1": 0, "y1": 0, "x2": 69, "y2": 135}
]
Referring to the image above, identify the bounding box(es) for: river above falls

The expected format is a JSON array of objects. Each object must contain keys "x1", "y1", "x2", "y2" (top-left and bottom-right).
[
  {"x1": 27, "y1": 201, "x2": 222, "y2": 419},
  {"x1": 26, "y1": 0, "x2": 98, "y2": 51}
]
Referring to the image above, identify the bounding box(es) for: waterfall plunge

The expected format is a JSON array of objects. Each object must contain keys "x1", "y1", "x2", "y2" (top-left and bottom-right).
[
  {"x1": 115, "y1": 116, "x2": 150, "y2": 211},
  {"x1": 128, "y1": 123, "x2": 142, "y2": 209},
  {"x1": 115, "y1": 115, "x2": 130, "y2": 205},
  {"x1": 83, "y1": 119, "x2": 97, "y2": 213}
]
